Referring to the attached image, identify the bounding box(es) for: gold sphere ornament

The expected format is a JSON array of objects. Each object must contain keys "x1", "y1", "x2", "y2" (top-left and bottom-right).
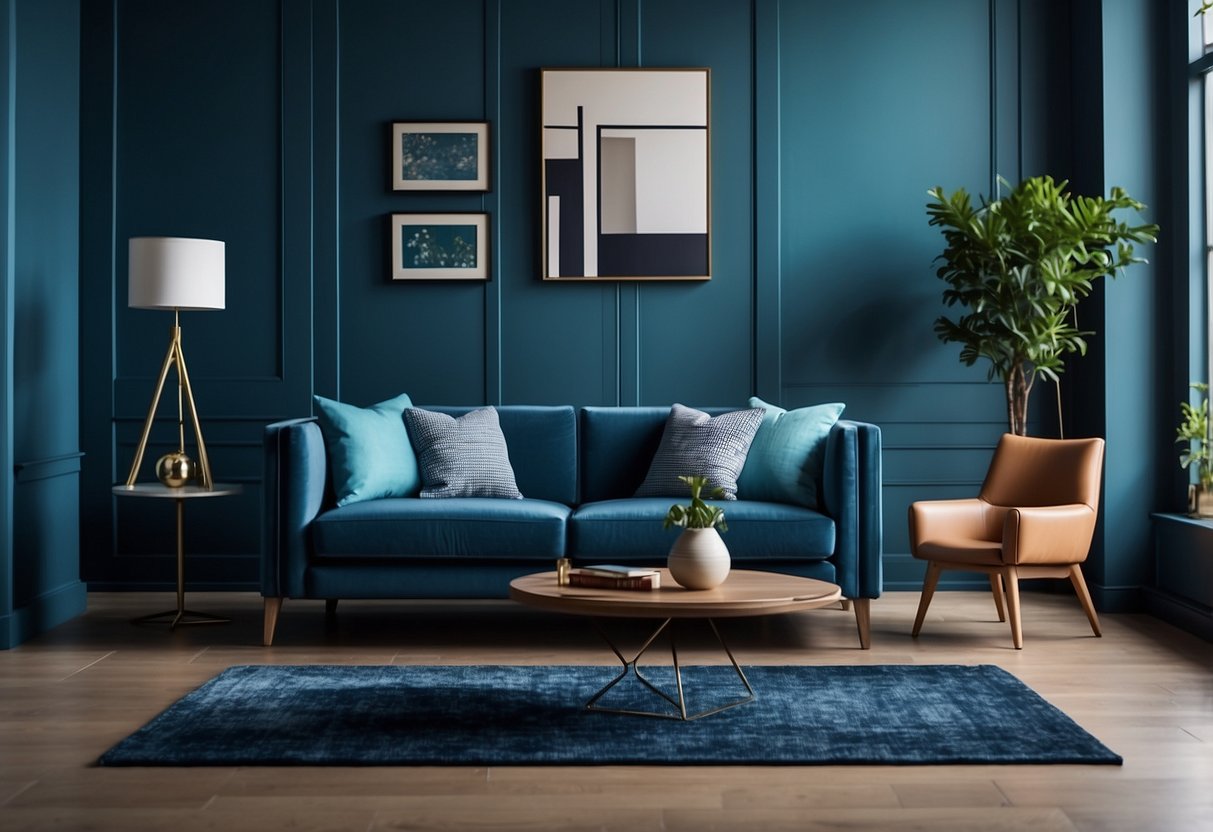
[{"x1": 156, "y1": 451, "x2": 196, "y2": 487}]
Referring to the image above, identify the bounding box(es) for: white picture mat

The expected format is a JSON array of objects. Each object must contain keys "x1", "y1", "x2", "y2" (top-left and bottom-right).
[
  {"x1": 391, "y1": 122, "x2": 489, "y2": 191},
  {"x1": 390, "y1": 213, "x2": 489, "y2": 280}
]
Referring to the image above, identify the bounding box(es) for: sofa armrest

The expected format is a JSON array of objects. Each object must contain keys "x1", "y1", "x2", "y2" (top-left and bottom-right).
[
  {"x1": 821, "y1": 419, "x2": 883, "y2": 600},
  {"x1": 262, "y1": 417, "x2": 327, "y2": 598}
]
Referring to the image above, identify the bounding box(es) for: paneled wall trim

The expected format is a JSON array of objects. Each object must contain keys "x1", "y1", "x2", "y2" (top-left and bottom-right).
[
  {"x1": 2, "y1": 0, "x2": 85, "y2": 648},
  {"x1": 75, "y1": 1, "x2": 1166, "y2": 611}
]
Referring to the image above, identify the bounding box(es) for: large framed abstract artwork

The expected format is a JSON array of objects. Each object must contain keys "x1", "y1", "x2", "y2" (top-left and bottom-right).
[
  {"x1": 392, "y1": 122, "x2": 490, "y2": 191},
  {"x1": 390, "y1": 213, "x2": 489, "y2": 281},
  {"x1": 540, "y1": 68, "x2": 710, "y2": 281}
]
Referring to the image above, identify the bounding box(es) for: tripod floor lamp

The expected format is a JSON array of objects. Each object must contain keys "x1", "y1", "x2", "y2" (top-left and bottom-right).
[
  {"x1": 116, "y1": 237, "x2": 239, "y2": 629},
  {"x1": 124, "y1": 236, "x2": 225, "y2": 490}
]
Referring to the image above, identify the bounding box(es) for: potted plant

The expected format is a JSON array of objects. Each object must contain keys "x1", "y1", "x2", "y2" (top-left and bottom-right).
[
  {"x1": 1176, "y1": 382, "x2": 1213, "y2": 518},
  {"x1": 927, "y1": 175, "x2": 1159, "y2": 435},
  {"x1": 664, "y1": 475, "x2": 730, "y2": 589}
]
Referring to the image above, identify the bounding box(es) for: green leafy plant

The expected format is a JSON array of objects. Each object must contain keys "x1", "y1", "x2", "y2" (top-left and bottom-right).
[
  {"x1": 1177, "y1": 382, "x2": 1213, "y2": 489},
  {"x1": 927, "y1": 175, "x2": 1158, "y2": 435},
  {"x1": 663, "y1": 475, "x2": 727, "y2": 532}
]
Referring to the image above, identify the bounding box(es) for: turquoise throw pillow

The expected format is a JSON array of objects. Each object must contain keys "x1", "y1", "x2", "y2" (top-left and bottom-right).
[
  {"x1": 737, "y1": 397, "x2": 845, "y2": 509},
  {"x1": 313, "y1": 393, "x2": 420, "y2": 506}
]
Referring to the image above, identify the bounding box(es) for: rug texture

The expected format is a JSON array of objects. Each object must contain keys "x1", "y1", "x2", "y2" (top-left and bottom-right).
[{"x1": 98, "y1": 664, "x2": 1121, "y2": 766}]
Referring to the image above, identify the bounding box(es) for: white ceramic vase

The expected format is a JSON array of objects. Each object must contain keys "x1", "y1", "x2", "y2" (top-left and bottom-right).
[{"x1": 667, "y1": 527, "x2": 731, "y2": 590}]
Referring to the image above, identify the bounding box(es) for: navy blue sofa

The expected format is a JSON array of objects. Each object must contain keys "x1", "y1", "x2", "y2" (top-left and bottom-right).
[{"x1": 261, "y1": 405, "x2": 883, "y2": 645}]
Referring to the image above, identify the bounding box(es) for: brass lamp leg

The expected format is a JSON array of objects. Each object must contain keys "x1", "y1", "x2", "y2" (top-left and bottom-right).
[
  {"x1": 124, "y1": 321, "x2": 214, "y2": 490},
  {"x1": 126, "y1": 329, "x2": 182, "y2": 486},
  {"x1": 173, "y1": 335, "x2": 213, "y2": 490}
]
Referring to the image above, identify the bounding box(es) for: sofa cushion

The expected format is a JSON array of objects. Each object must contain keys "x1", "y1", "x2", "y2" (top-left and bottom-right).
[
  {"x1": 634, "y1": 404, "x2": 764, "y2": 500},
  {"x1": 569, "y1": 498, "x2": 835, "y2": 562},
  {"x1": 312, "y1": 498, "x2": 570, "y2": 559},
  {"x1": 313, "y1": 393, "x2": 420, "y2": 507},
  {"x1": 432, "y1": 406, "x2": 577, "y2": 505},
  {"x1": 404, "y1": 406, "x2": 523, "y2": 499},
  {"x1": 737, "y1": 398, "x2": 845, "y2": 509}
]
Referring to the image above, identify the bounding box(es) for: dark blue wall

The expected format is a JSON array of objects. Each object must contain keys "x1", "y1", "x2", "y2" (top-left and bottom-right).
[
  {"x1": 74, "y1": 0, "x2": 1170, "y2": 606},
  {"x1": 0, "y1": 0, "x2": 86, "y2": 647}
]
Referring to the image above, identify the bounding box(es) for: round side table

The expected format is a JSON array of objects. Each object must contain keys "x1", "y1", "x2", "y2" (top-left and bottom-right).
[{"x1": 112, "y1": 482, "x2": 242, "y2": 629}]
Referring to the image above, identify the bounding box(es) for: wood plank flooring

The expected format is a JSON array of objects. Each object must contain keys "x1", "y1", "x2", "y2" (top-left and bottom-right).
[{"x1": 0, "y1": 589, "x2": 1209, "y2": 831}]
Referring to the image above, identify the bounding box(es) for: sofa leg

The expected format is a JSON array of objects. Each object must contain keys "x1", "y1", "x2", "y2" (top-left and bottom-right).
[
  {"x1": 839, "y1": 598, "x2": 851, "y2": 611},
  {"x1": 325, "y1": 598, "x2": 339, "y2": 617},
  {"x1": 852, "y1": 597, "x2": 871, "y2": 649},
  {"x1": 263, "y1": 597, "x2": 283, "y2": 646}
]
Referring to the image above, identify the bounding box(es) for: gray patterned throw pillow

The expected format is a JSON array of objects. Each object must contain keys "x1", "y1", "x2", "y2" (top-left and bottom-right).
[
  {"x1": 403, "y1": 406, "x2": 523, "y2": 499},
  {"x1": 634, "y1": 404, "x2": 765, "y2": 500}
]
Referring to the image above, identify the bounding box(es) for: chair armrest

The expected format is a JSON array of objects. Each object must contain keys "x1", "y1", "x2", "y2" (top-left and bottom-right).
[
  {"x1": 262, "y1": 417, "x2": 328, "y2": 598},
  {"x1": 908, "y1": 499, "x2": 987, "y2": 554},
  {"x1": 821, "y1": 420, "x2": 883, "y2": 600},
  {"x1": 1003, "y1": 504, "x2": 1097, "y2": 565}
]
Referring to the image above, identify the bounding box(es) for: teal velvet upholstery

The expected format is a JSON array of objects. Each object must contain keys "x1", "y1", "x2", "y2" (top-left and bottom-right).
[
  {"x1": 737, "y1": 398, "x2": 845, "y2": 509},
  {"x1": 313, "y1": 393, "x2": 419, "y2": 506},
  {"x1": 569, "y1": 497, "x2": 835, "y2": 562},
  {"x1": 313, "y1": 497, "x2": 569, "y2": 559}
]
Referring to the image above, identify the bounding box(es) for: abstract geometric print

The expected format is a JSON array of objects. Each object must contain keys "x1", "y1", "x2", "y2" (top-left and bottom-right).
[{"x1": 542, "y1": 69, "x2": 710, "y2": 279}]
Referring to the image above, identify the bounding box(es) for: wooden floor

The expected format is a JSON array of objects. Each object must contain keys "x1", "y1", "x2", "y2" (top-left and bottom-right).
[{"x1": 0, "y1": 589, "x2": 1209, "y2": 831}]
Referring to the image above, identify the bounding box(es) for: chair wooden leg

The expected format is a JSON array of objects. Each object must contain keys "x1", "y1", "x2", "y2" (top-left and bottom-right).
[
  {"x1": 1002, "y1": 566, "x2": 1023, "y2": 649},
  {"x1": 325, "y1": 598, "x2": 339, "y2": 617},
  {"x1": 989, "y1": 573, "x2": 1007, "y2": 622},
  {"x1": 839, "y1": 599, "x2": 851, "y2": 611},
  {"x1": 263, "y1": 597, "x2": 283, "y2": 647},
  {"x1": 852, "y1": 598, "x2": 871, "y2": 649},
  {"x1": 1068, "y1": 564, "x2": 1102, "y2": 638},
  {"x1": 911, "y1": 562, "x2": 942, "y2": 637}
]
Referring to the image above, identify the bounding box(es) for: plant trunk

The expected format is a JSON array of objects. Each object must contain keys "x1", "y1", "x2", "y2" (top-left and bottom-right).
[{"x1": 1005, "y1": 363, "x2": 1033, "y2": 436}]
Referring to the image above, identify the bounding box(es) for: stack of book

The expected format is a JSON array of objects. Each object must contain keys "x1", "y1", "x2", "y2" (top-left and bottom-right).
[{"x1": 567, "y1": 564, "x2": 661, "y2": 591}]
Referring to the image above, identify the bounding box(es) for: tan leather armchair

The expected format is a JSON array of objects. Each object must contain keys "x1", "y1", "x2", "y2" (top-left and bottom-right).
[{"x1": 909, "y1": 433, "x2": 1105, "y2": 649}]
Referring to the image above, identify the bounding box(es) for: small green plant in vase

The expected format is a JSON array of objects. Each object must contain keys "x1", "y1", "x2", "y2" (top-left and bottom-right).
[
  {"x1": 1176, "y1": 382, "x2": 1213, "y2": 518},
  {"x1": 664, "y1": 475, "x2": 727, "y2": 532},
  {"x1": 664, "y1": 475, "x2": 731, "y2": 590}
]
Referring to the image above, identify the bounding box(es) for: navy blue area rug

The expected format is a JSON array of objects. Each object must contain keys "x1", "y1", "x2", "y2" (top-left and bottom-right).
[{"x1": 98, "y1": 664, "x2": 1120, "y2": 766}]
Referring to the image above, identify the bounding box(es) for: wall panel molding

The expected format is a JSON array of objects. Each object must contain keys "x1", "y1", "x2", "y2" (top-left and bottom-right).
[
  {"x1": 753, "y1": 0, "x2": 781, "y2": 402},
  {"x1": 13, "y1": 451, "x2": 83, "y2": 484}
]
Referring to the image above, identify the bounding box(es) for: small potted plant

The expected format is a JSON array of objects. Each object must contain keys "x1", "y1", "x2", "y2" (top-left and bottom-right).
[
  {"x1": 1177, "y1": 382, "x2": 1213, "y2": 518},
  {"x1": 664, "y1": 475, "x2": 730, "y2": 589}
]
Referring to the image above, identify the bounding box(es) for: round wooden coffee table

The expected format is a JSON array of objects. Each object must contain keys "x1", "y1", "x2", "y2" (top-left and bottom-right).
[{"x1": 509, "y1": 568, "x2": 841, "y2": 721}]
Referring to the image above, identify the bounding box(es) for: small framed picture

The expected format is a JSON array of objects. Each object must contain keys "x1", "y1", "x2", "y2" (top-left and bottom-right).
[
  {"x1": 391, "y1": 213, "x2": 490, "y2": 281},
  {"x1": 391, "y1": 122, "x2": 490, "y2": 191}
]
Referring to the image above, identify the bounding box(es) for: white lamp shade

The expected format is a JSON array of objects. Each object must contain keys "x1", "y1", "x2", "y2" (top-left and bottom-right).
[{"x1": 128, "y1": 237, "x2": 225, "y2": 310}]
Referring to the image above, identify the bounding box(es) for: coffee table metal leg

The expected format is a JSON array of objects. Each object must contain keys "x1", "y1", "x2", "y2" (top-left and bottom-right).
[{"x1": 585, "y1": 617, "x2": 755, "y2": 721}]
